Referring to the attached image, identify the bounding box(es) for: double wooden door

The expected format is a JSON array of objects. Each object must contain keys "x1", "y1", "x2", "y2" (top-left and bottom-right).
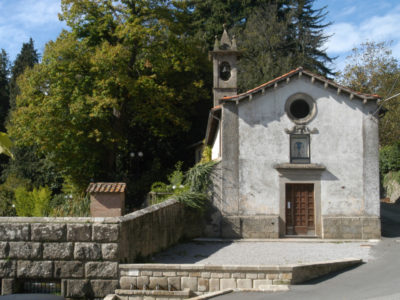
[{"x1": 285, "y1": 183, "x2": 315, "y2": 235}]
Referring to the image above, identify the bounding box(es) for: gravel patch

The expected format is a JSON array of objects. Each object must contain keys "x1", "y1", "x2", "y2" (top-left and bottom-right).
[{"x1": 152, "y1": 240, "x2": 376, "y2": 265}]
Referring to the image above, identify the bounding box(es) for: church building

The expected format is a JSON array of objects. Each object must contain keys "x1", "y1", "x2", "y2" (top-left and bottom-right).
[{"x1": 203, "y1": 28, "x2": 381, "y2": 239}]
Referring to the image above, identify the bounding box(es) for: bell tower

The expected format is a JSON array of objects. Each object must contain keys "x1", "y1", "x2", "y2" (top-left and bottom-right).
[{"x1": 210, "y1": 25, "x2": 240, "y2": 106}]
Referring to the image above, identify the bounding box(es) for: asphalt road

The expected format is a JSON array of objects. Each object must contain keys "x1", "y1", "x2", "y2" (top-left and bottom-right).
[{"x1": 215, "y1": 202, "x2": 400, "y2": 300}]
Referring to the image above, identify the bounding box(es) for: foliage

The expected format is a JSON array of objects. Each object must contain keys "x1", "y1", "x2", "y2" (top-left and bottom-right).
[
  {"x1": 50, "y1": 176, "x2": 90, "y2": 217},
  {"x1": 0, "y1": 49, "x2": 9, "y2": 130},
  {"x1": 189, "y1": 0, "x2": 333, "y2": 91},
  {"x1": 200, "y1": 145, "x2": 212, "y2": 163},
  {"x1": 50, "y1": 193, "x2": 90, "y2": 217},
  {"x1": 0, "y1": 132, "x2": 13, "y2": 158},
  {"x1": 8, "y1": 0, "x2": 212, "y2": 203},
  {"x1": 380, "y1": 142, "x2": 400, "y2": 175},
  {"x1": 14, "y1": 186, "x2": 52, "y2": 217},
  {"x1": 338, "y1": 41, "x2": 400, "y2": 146},
  {"x1": 9, "y1": 38, "x2": 39, "y2": 111},
  {"x1": 150, "y1": 160, "x2": 218, "y2": 210}
]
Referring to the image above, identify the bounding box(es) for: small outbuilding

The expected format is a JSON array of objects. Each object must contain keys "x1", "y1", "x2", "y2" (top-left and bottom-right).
[
  {"x1": 87, "y1": 182, "x2": 126, "y2": 217},
  {"x1": 203, "y1": 29, "x2": 381, "y2": 239}
]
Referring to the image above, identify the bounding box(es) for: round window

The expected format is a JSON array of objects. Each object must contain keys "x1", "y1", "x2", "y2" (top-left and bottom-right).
[
  {"x1": 219, "y1": 61, "x2": 231, "y2": 81},
  {"x1": 285, "y1": 93, "x2": 316, "y2": 124}
]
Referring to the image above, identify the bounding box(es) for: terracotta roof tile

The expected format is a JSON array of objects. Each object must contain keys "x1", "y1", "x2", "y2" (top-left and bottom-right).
[{"x1": 86, "y1": 182, "x2": 126, "y2": 193}]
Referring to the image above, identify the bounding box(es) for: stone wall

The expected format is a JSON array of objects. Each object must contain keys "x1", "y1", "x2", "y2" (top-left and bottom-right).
[
  {"x1": 119, "y1": 199, "x2": 202, "y2": 263},
  {"x1": 322, "y1": 216, "x2": 381, "y2": 239},
  {"x1": 0, "y1": 217, "x2": 120, "y2": 299},
  {"x1": 0, "y1": 199, "x2": 202, "y2": 299}
]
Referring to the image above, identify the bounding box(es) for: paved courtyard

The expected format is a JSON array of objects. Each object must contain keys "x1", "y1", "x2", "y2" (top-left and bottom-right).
[{"x1": 152, "y1": 238, "x2": 376, "y2": 265}]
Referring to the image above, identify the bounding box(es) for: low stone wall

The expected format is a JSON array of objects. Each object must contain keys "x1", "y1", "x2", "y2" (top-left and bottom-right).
[
  {"x1": 322, "y1": 216, "x2": 381, "y2": 239},
  {"x1": 119, "y1": 199, "x2": 202, "y2": 262},
  {"x1": 119, "y1": 264, "x2": 292, "y2": 295},
  {"x1": 0, "y1": 199, "x2": 202, "y2": 299},
  {"x1": 0, "y1": 217, "x2": 120, "y2": 299},
  {"x1": 117, "y1": 258, "x2": 361, "y2": 297}
]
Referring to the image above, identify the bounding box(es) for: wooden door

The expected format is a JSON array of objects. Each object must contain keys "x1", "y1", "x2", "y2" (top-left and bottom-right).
[{"x1": 286, "y1": 183, "x2": 315, "y2": 235}]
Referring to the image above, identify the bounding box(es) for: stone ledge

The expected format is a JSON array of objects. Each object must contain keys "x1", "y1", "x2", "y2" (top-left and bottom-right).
[
  {"x1": 115, "y1": 288, "x2": 191, "y2": 297},
  {"x1": 120, "y1": 264, "x2": 292, "y2": 272},
  {"x1": 273, "y1": 163, "x2": 326, "y2": 170}
]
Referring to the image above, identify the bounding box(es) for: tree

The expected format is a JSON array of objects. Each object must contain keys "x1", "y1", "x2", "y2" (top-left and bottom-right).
[
  {"x1": 0, "y1": 49, "x2": 9, "y2": 130},
  {"x1": 338, "y1": 41, "x2": 400, "y2": 146},
  {"x1": 189, "y1": 0, "x2": 334, "y2": 91},
  {"x1": 9, "y1": 38, "x2": 39, "y2": 111},
  {"x1": 8, "y1": 0, "x2": 212, "y2": 206}
]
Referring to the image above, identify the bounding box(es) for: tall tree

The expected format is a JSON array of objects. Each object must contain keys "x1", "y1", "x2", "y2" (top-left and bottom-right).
[
  {"x1": 9, "y1": 38, "x2": 39, "y2": 110},
  {"x1": 8, "y1": 0, "x2": 211, "y2": 206},
  {"x1": 189, "y1": 0, "x2": 333, "y2": 91},
  {"x1": 0, "y1": 49, "x2": 9, "y2": 130},
  {"x1": 338, "y1": 41, "x2": 400, "y2": 146}
]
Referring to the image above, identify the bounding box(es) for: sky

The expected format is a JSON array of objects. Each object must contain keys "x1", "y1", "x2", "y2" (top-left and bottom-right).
[{"x1": 0, "y1": 0, "x2": 400, "y2": 75}]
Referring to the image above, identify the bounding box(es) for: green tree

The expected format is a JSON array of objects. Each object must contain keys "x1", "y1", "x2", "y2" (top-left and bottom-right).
[
  {"x1": 8, "y1": 0, "x2": 212, "y2": 206},
  {"x1": 189, "y1": 0, "x2": 333, "y2": 91},
  {"x1": 0, "y1": 49, "x2": 9, "y2": 130},
  {"x1": 338, "y1": 41, "x2": 400, "y2": 146},
  {"x1": 9, "y1": 38, "x2": 39, "y2": 110}
]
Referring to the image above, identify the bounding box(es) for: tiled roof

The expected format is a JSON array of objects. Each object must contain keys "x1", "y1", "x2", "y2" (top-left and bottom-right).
[
  {"x1": 87, "y1": 182, "x2": 126, "y2": 193},
  {"x1": 221, "y1": 67, "x2": 381, "y2": 103}
]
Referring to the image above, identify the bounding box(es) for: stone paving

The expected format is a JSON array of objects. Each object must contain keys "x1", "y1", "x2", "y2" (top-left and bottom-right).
[{"x1": 152, "y1": 239, "x2": 377, "y2": 265}]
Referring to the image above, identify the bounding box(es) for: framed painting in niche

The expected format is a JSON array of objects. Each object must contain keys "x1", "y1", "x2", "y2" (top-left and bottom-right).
[{"x1": 290, "y1": 134, "x2": 310, "y2": 163}]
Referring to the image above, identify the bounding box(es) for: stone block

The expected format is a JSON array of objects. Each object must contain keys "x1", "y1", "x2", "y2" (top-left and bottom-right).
[
  {"x1": 17, "y1": 260, "x2": 53, "y2": 278},
  {"x1": 54, "y1": 261, "x2": 84, "y2": 278},
  {"x1": 0, "y1": 260, "x2": 16, "y2": 277},
  {"x1": 67, "y1": 224, "x2": 92, "y2": 241},
  {"x1": 246, "y1": 273, "x2": 258, "y2": 279},
  {"x1": 92, "y1": 224, "x2": 119, "y2": 242},
  {"x1": 74, "y1": 242, "x2": 102, "y2": 260},
  {"x1": 201, "y1": 272, "x2": 211, "y2": 278},
  {"x1": 9, "y1": 242, "x2": 42, "y2": 259},
  {"x1": 43, "y1": 242, "x2": 73, "y2": 260},
  {"x1": 189, "y1": 272, "x2": 201, "y2": 277},
  {"x1": 177, "y1": 271, "x2": 188, "y2": 276},
  {"x1": 209, "y1": 278, "x2": 219, "y2": 292},
  {"x1": 220, "y1": 278, "x2": 236, "y2": 290},
  {"x1": 258, "y1": 273, "x2": 265, "y2": 279},
  {"x1": 149, "y1": 277, "x2": 168, "y2": 289},
  {"x1": 253, "y1": 279, "x2": 272, "y2": 289},
  {"x1": 241, "y1": 216, "x2": 279, "y2": 238},
  {"x1": 153, "y1": 271, "x2": 162, "y2": 277},
  {"x1": 163, "y1": 271, "x2": 176, "y2": 276},
  {"x1": 137, "y1": 276, "x2": 149, "y2": 289},
  {"x1": 168, "y1": 277, "x2": 181, "y2": 291},
  {"x1": 141, "y1": 271, "x2": 153, "y2": 276},
  {"x1": 267, "y1": 273, "x2": 279, "y2": 280},
  {"x1": 85, "y1": 262, "x2": 118, "y2": 278},
  {"x1": 91, "y1": 280, "x2": 119, "y2": 297},
  {"x1": 65, "y1": 279, "x2": 90, "y2": 298},
  {"x1": 0, "y1": 242, "x2": 8, "y2": 258},
  {"x1": 198, "y1": 278, "x2": 209, "y2": 292},
  {"x1": 102, "y1": 243, "x2": 119, "y2": 260},
  {"x1": 1, "y1": 279, "x2": 16, "y2": 295},
  {"x1": 31, "y1": 223, "x2": 66, "y2": 241},
  {"x1": 0, "y1": 224, "x2": 29, "y2": 241},
  {"x1": 237, "y1": 279, "x2": 252, "y2": 289},
  {"x1": 181, "y1": 277, "x2": 197, "y2": 292},
  {"x1": 120, "y1": 276, "x2": 137, "y2": 289}
]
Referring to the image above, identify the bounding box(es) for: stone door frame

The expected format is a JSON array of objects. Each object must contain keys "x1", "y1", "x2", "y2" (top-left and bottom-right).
[{"x1": 277, "y1": 169, "x2": 322, "y2": 238}]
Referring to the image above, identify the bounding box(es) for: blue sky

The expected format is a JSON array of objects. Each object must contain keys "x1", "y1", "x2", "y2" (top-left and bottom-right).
[{"x1": 0, "y1": 0, "x2": 399, "y2": 75}]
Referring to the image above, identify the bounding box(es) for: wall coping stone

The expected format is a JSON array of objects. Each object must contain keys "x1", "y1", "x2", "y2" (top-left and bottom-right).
[
  {"x1": 120, "y1": 198, "x2": 179, "y2": 222},
  {"x1": 0, "y1": 217, "x2": 120, "y2": 224}
]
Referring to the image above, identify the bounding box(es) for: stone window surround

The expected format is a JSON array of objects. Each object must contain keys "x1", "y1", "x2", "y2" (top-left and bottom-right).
[{"x1": 285, "y1": 93, "x2": 317, "y2": 124}]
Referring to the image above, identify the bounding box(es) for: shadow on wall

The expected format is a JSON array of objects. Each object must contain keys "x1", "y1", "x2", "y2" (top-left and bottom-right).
[{"x1": 381, "y1": 202, "x2": 400, "y2": 238}]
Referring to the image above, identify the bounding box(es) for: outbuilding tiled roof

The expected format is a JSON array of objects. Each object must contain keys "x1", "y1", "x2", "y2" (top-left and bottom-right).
[
  {"x1": 221, "y1": 67, "x2": 381, "y2": 103},
  {"x1": 86, "y1": 182, "x2": 126, "y2": 193}
]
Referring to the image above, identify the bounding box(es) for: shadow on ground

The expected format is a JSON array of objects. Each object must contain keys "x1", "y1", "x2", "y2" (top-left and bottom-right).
[{"x1": 152, "y1": 241, "x2": 233, "y2": 263}]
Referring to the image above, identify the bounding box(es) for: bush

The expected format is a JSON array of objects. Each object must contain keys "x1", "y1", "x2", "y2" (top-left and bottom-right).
[
  {"x1": 14, "y1": 186, "x2": 52, "y2": 217},
  {"x1": 380, "y1": 142, "x2": 400, "y2": 175}
]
